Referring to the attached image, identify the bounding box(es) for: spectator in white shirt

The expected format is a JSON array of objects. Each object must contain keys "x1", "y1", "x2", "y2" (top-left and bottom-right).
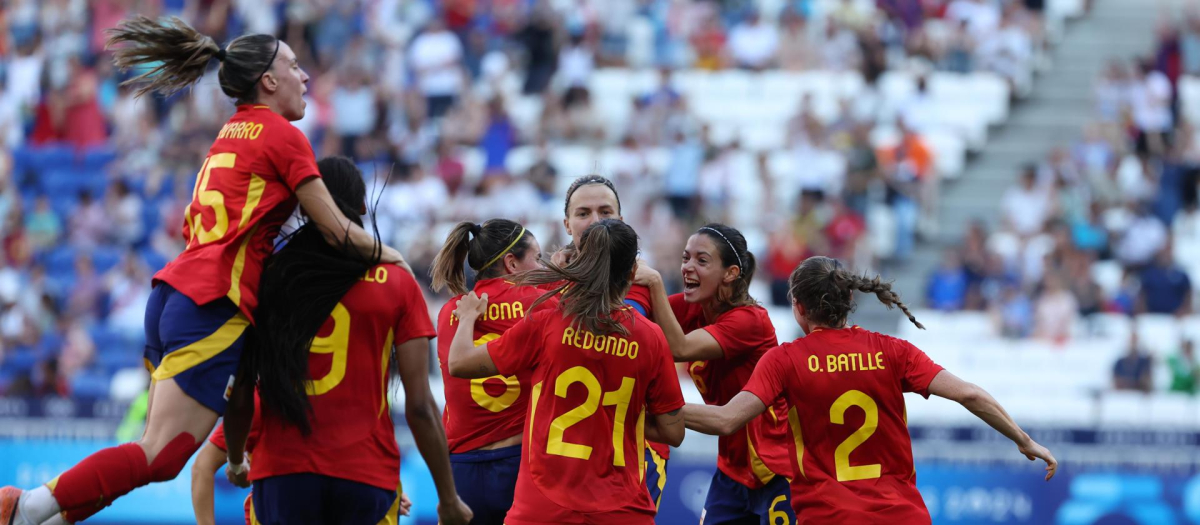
[
  {"x1": 1130, "y1": 58, "x2": 1173, "y2": 156},
  {"x1": 330, "y1": 70, "x2": 379, "y2": 157},
  {"x1": 728, "y1": 11, "x2": 779, "y2": 70},
  {"x1": 408, "y1": 19, "x2": 465, "y2": 119},
  {"x1": 1002, "y1": 165, "x2": 1052, "y2": 237}
]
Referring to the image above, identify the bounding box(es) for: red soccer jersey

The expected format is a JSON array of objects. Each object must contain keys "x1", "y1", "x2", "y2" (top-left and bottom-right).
[
  {"x1": 742, "y1": 326, "x2": 944, "y2": 522},
  {"x1": 625, "y1": 283, "x2": 674, "y2": 461},
  {"x1": 249, "y1": 264, "x2": 436, "y2": 491},
  {"x1": 154, "y1": 105, "x2": 321, "y2": 322},
  {"x1": 669, "y1": 295, "x2": 794, "y2": 488},
  {"x1": 487, "y1": 307, "x2": 684, "y2": 517},
  {"x1": 436, "y1": 277, "x2": 558, "y2": 453}
]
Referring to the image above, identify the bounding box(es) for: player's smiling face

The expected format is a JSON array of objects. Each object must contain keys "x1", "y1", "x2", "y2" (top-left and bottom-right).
[
  {"x1": 680, "y1": 234, "x2": 726, "y2": 303},
  {"x1": 564, "y1": 184, "x2": 621, "y2": 246}
]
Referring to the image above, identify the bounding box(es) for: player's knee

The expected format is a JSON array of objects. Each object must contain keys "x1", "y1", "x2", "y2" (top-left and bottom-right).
[{"x1": 146, "y1": 433, "x2": 201, "y2": 482}]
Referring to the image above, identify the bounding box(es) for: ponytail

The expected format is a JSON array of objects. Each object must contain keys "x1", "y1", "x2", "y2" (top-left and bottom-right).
[
  {"x1": 249, "y1": 157, "x2": 378, "y2": 435},
  {"x1": 787, "y1": 256, "x2": 924, "y2": 330},
  {"x1": 515, "y1": 219, "x2": 639, "y2": 336},
  {"x1": 108, "y1": 15, "x2": 279, "y2": 103},
  {"x1": 430, "y1": 219, "x2": 533, "y2": 295}
]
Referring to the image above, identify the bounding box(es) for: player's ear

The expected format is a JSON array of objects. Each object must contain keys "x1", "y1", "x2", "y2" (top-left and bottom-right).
[
  {"x1": 562, "y1": 217, "x2": 571, "y2": 237},
  {"x1": 503, "y1": 253, "x2": 518, "y2": 275},
  {"x1": 628, "y1": 259, "x2": 639, "y2": 282},
  {"x1": 723, "y1": 265, "x2": 740, "y2": 284}
]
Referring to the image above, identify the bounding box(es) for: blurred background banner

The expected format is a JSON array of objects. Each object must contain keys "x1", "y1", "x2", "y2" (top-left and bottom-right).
[{"x1": 3, "y1": 0, "x2": 1200, "y2": 523}]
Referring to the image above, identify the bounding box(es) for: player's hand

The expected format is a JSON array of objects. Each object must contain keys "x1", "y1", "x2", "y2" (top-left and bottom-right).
[
  {"x1": 550, "y1": 246, "x2": 574, "y2": 267},
  {"x1": 398, "y1": 492, "x2": 413, "y2": 516},
  {"x1": 454, "y1": 292, "x2": 488, "y2": 323},
  {"x1": 225, "y1": 457, "x2": 251, "y2": 488},
  {"x1": 1019, "y1": 440, "x2": 1057, "y2": 481},
  {"x1": 437, "y1": 495, "x2": 473, "y2": 525},
  {"x1": 633, "y1": 260, "x2": 662, "y2": 288}
]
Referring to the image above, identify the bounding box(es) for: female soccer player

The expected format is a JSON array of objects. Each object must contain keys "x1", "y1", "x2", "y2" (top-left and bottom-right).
[
  {"x1": 448, "y1": 220, "x2": 686, "y2": 525},
  {"x1": 221, "y1": 156, "x2": 469, "y2": 525},
  {"x1": 0, "y1": 17, "x2": 406, "y2": 524},
  {"x1": 189, "y1": 158, "x2": 443, "y2": 525},
  {"x1": 683, "y1": 256, "x2": 1059, "y2": 522},
  {"x1": 634, "y1": 223, "x2": 797, "y2": 524},
  {"x1": 429, "y1": 218, "x2": 548, "y2": 525},
  {"x1": 555, "y1": 175, "x2": 672, "y2": 506}
]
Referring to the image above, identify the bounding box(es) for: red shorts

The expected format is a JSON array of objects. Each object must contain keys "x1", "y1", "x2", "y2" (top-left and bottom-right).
[{"x1": 504, "y1": 478, "x2": 655, "y2": 525}]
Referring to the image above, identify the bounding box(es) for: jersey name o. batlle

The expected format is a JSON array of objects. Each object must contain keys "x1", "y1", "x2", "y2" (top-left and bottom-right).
[{"x1": 743, "y1": 326, "x2": 944, "y2": 521}]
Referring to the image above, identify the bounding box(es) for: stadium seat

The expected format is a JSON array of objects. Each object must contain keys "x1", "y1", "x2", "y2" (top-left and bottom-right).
[
  {"x1": 70, "y1": 370, "x2": 112, "y2": 400},
  {"x1": 1090, "y1": 260, "x2": 1125, "y2": 299},
  {"x1": 110, "y1": 367, "x2": 150, "y2": 402},
  {"x1": 1099, "y1": 391, "x2": 1151, "y2": 427},
  {"x1": 1146, "y1": 394, "x2": 1195, "y2": 427},
  {"x1": 1134, "y1": 314, "x2": 1184, "y2": 357},
  {"x1": 80, "y1": 146, "x2": 118, "y2": 169}
]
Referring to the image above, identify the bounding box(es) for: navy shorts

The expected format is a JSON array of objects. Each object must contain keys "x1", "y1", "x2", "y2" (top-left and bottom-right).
[
  {"x1": 252, "y1": 473, "x2": 396, "y2": 525},
  {"x1": 645, "y1": 447, "x2": 668, "y2": 509},
  {"x1": 450, "y1": 445, "x2": 521, "y2": 525},
  {"x1": 143, "y1": 283, "x2": 250, "y2": 414},
  {"x1": 702, "y1": 470, "x2": 795, "y2": 525}
]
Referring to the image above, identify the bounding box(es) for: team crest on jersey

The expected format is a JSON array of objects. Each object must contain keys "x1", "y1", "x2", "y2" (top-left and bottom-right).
[{"x1": 224, "y1": 375, "x2": 236, "y2": 401}]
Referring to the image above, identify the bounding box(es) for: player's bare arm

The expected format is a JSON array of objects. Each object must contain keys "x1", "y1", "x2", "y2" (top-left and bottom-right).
[
  {"x1": 646, "y1": 408, "x2": 686, "y2": 446},
  {"x1": 447, "y1": 292, "x2": 501, "y2": 378},
  {"x1": 635, "y1": 264, "x2": 725, "y2": 362},
  {"x1": 682, "y1": 391, "x2": 768, "y2": 436},
  {"x1": 928, "y1": 370, "x2": 1058, "y2": 480},
  {"x1": 189, "y1": 441, "x2": 226, "y2": 525},
  {"x1": 395, "y1": 336, "x2": 474, "y2": 525},
  {"x1": 222, "y1": 372, "x2": 255, "y2": 488},
  {"x1": 294, "y1": 178, "x2": 409, "y2": 271}
]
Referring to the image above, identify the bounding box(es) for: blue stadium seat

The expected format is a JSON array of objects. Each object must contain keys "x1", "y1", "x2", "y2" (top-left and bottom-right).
[
  {"x1": 50, "y1": 194, "x2": 77, "y2": 218},
  {"x1": 80, "y1": 146, "x2": 117, "y2": 170},
  {"x1": 91, "y1": 247, "x2": 123, "y2": 273},
  {"x1": 70, "y1": 370, "x2": 111, "y2": 399},
  {"x1": 29, "y1": 144, "x2": 76, "y2": 172},
  {"x1": 139, "y1": 248, "x2": 169, "y2": 273},
  {"x1": 42, "y1": 245, "x2": 78, "y2": 277},
  {"x1": 1, "y1": 348, "x2": 39, "y2": 374},
  {"x1": 96, "y1": 348, "x2": 141, "y2": 375},
  {"x1": 90, "y1": 326, "x2": 126, "y2": 354}
]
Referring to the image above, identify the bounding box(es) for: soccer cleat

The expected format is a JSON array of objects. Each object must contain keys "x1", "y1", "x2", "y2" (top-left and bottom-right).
[{"x1": 0, "y1": 486, "x2": 22, "y2": 525}]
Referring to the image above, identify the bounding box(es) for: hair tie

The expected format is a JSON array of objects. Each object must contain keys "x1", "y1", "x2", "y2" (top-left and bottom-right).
[
  {"x1": 215, "y1": 48, "x2": 227, "y2": 62},
  {"x1": 479, "y1": 227, "x2": 526, "y2": 271},
  {"x1": 469, "y1": 223, "x2": 482, "y2": 236},
  {"x1": 699, "y1": 227, "x2": 743, "y2": 274}
]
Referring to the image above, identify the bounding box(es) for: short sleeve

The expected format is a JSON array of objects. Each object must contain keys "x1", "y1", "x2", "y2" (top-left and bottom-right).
[
  {"x1": 266, "y1": 123, "x2": 321, "y2": 191},
  {"x1": 895, "y1": 338, "x2": 944, "y2": 398},
  {"x1": 208, "y1": 416, "x2": 262, "y2": 453},
  {"x1": 704, "y1": 307, "x2": 776, "y2": 361},
  {"x1": 390, "y1": 266, "x2": 437, "y2": 342},
  {"x1": 625, "y1": 285, "x2": 654, "y2": 318},
  {"x1": 742, "y1": 346, "x2": 790, "y2": 406},
  {"x1": 645, "y1": 328, "x2": 685, "y2": 416},
  {"x1": 487, "y1": 312, "x2": 544, "y2": 376}
]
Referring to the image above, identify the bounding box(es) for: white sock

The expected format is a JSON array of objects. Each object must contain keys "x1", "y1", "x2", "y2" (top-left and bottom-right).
[
  {"x1": 39, "y1": 513, "x2": 70, "y2": 525},
  {"x1": 16, "y1": 486, "x2": 61, "y2": 525}
]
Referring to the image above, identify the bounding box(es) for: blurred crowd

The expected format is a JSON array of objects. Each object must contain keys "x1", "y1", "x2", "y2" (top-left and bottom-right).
[
  {"x1": 0, "y1": 0, "x2": 1056, "y2": 399},
  {"x1": 924, "y1": 21, "x2": 1200, "y2": 393}
]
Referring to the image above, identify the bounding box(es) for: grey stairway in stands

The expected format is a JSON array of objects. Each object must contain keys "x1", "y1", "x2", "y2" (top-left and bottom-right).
[{"x1": 860, "y1": 0, "x2": 1177, "y2": 333}]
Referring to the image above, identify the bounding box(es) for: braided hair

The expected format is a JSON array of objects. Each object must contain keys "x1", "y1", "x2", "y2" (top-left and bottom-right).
[{"x1": 787, "y1": 256, "x2": 924, "y2": 330}]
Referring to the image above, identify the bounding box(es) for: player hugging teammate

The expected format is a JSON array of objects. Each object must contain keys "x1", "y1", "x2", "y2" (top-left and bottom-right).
[{"x1": 0, "y1": 13, "x2": 1060, "y2": 525}]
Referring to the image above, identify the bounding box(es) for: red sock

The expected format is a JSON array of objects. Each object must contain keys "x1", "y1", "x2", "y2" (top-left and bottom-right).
[
  {"x1": 54, "y1": 435, "x2": 199, "y2": 522},
  {"x1": 50, "y1": 443, "x2": 150, "y2": 521}
]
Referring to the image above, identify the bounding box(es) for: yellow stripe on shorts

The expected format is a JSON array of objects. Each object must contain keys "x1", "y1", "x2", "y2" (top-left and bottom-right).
[{"x1": 152, "y1": 312, "x2": 250, "y2": 381}]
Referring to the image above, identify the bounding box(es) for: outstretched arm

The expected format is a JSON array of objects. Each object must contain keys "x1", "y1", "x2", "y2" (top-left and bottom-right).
[
  {"x1": 635, "y1": 265, "x2": 725, "y2": 362},
  {"x1": 395, "y1": 337, "x2": 473, "y2": 525},
  {"x1": 682, "y1": 391, "x2": 768, "y2": 436},
  {"x1": 294, "y1": 178, "x2": 408, "y2": 270},
  {"x1": 928, "y1": 370, "x2": 1058, "y2": 480},
  {"x1": 645, "y1": 408, "x2": 686, "y2": 446},
  {"x1": 190, "y1": 441, "x2": 226, "y2": 525},
  {"x1": 447, "y1": 292, "x2": 500, "y2": 378}
]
